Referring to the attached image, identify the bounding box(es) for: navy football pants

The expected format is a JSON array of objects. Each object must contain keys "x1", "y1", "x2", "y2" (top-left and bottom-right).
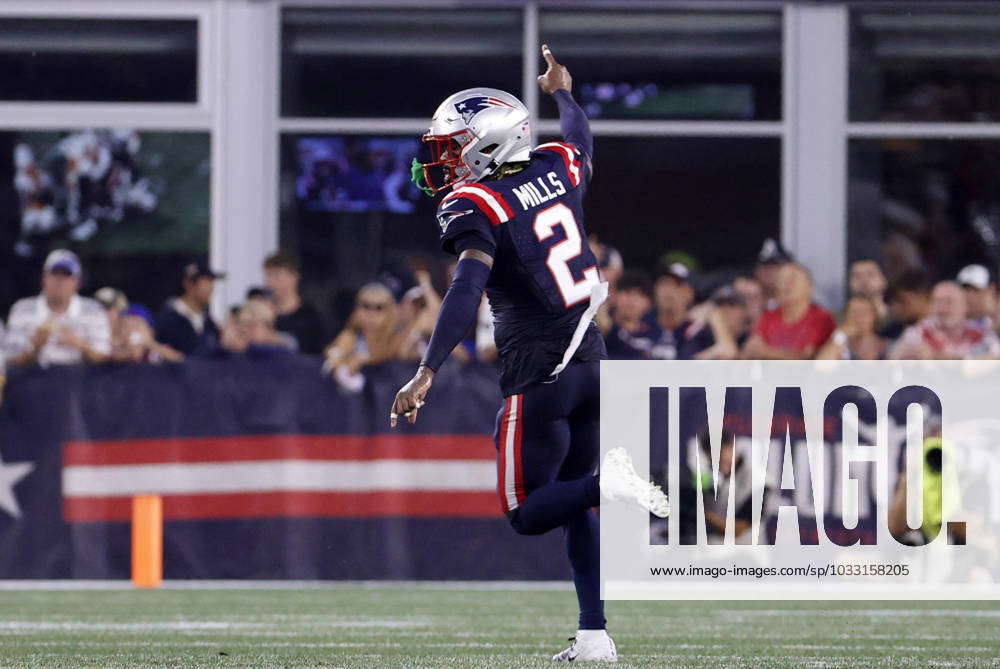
[{"x1": 493, "y1": 361, "x2": 604, "y2": 630}]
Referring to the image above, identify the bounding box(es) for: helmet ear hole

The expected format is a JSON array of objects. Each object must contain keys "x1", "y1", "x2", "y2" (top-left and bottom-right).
[{"x1": 480, "y1": 143, "x2": 499, "y2": 155}]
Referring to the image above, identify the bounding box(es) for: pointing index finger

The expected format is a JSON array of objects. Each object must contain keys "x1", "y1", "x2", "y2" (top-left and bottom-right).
[{"x1": 541, "y1": 44, "x2": 558, "y2": 67}]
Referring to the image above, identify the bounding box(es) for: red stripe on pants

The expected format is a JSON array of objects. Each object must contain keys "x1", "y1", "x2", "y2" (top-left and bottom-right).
[
  {"x1": 497, "y1": 396, "x2": 512, "y2": 512},
  {"x1": 512, "y1": 393, "x2": 525, "y2": 506}
]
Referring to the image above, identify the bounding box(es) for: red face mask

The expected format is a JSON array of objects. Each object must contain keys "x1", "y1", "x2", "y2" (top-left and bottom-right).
[{"x1": 411, "y1": 130, "x2": 472, "y2": 196}]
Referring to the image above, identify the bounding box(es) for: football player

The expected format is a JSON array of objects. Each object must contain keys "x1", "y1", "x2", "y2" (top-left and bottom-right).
[{"x1": 391, "y1": 45, "x2": 668, "y2": 662}]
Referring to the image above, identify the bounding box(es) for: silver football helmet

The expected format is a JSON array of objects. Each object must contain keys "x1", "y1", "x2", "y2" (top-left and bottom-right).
[{"x1": 413, "y1": 87, "x2": 531, "y2": 195}]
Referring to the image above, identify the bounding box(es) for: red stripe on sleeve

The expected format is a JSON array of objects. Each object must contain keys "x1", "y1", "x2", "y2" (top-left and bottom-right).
[
  {"x1": 467, "y1": 183, "x2": 515, "y2": 220},
  {"x1": 536, "y1": 143, "x2": 581, "y2": 187},
  {"x1": 452, "y1": 191, "x2": 501, "y2": 226}
]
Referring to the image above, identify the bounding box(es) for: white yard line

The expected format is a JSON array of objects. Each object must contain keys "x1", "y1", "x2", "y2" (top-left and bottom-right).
[
  {"x1": 0, "y1": 619, "x2": 428, "y2": 633},
  {"x1": 0, "y1": 579, "x2": 574, "y2": 591},
  {"x1": 718, "y1": 608, "x2": 1000, "y2": 618}
]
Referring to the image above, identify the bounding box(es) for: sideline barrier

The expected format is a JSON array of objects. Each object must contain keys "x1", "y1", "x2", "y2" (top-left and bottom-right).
[
  {"x1": 0, "y1": 357, "x2": 570, "y2": 580},
  {"x1": 0, "y1": 357, "x2": 922, "y2": 580}
]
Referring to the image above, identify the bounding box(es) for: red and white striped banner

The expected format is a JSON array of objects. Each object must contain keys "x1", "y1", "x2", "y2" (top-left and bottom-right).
[{"x1": 62, "y1": 435, "x2": 499, "y2": 522}]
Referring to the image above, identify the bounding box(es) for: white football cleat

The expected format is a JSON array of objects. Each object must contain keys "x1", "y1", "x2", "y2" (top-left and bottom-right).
[
  {"x1": 552, "y1": 629, "x2": 618, "y2": 662},
  {"x1": 601, "y1": 447, "x2": 670, "y2": 518}
]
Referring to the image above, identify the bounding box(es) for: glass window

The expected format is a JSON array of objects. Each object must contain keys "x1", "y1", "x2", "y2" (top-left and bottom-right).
[
  {"x1": 0, "y1": 129, "x2": 210, "y2": 317},
  {"x1": 581, "y1": 136, "x2": 780, "y2": 276},
  {"x1": 848, "y1": 138, "x2": 1000, "y2": 285},
  {"x1": 281, "y1": 9, "x2": 523, "y2": 118},
  {"x1": 279, "y1": 133, "x2": 442, "y2": 331},
  {"x1": 850, "y1": 8, "x2": 1000, "y2": 122},
  {"x1": 279, "y1": 134, "x2": 779, "y2": 331},
  {"x1": 539, "y1": 11, "x2": 782, "y2": 121},
  {"x1": 0, "y1": 19, "x2": 198, "y2": 103}
]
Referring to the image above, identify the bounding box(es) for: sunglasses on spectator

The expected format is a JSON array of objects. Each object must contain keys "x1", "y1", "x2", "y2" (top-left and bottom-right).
[{"x1": 360, "y1": 301, "x2": 389, "y2": 311}]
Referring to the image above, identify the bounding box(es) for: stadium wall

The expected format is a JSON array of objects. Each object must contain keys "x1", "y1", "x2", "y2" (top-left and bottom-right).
[{"x1": 0, "y1": 359, "x2": 567, "y2": 579}]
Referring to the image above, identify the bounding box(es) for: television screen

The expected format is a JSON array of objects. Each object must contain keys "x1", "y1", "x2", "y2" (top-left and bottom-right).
[
  {"x1": 0, "y1": 128, "x2": 210, "y2": 316},
  {"x1": 294, "y1": 136, "x2": 423, "y2": 214}
]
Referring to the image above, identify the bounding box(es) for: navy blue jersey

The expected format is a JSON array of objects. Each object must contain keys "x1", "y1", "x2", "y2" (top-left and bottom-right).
[{"x1": 437, "y1": 141, "x2": 606, "y2": 396}]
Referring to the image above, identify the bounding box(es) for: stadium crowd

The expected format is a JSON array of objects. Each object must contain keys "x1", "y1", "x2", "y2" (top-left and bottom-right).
[{"x1": 1, "y1": 236, "x2": 998, "y2": 403}]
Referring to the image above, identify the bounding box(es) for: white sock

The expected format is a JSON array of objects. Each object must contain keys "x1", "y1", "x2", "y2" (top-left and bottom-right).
[{"x1": 576, "y1": 629, "x2": 608, "y2": 642}]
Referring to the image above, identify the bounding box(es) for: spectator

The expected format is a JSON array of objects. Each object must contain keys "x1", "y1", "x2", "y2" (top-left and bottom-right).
[
  {"x1": 733, "y1": 276, "x2": 765, "y2": 329},
  {"x1": 263, "y1": 252, "x2": 325, "y2": 354},
  {"x1": 817, "y1": 295, "x2": 888, "y2": 360},
  {"x1": 588, "y1": 234, "x2": 624, "y2": 288},
  {"x1": 221, "y1": 299, "x2": 294, "y2": 357},
  {"x1": 155, "y1": 260, "x2": 224, "y2": 356},
  {"x1": 956, "y1": 264, "x2": 997, "y2": 329},
  {"x1": 111, "y1": 305, "x2": 183, "y2": 364},
  {"x1": 755, "y1": 238, "x2": 792, "y2": 310},
  {"x1": 890, "y1": 281, "x2": 1000, "y2": 360},
  {"x1": 847, "y1": 259, "x2": 890, "y2": 326},
  {"x1": 604, "y1": 271, "x2": 656, "y2": 359},
  {"x1": 649, "y1": 264, "x2": 696, "y2": 360},
  {"x1": 888, "y1": 431, "x2": 964, "y2": 546},
  {"x1": 94, "y1": 286, "x2": 128, "y2": 333},
  {"x1": 881, "y1": 270, "x2": 931, "y2": 340},
  {"x1": 5, "y1": 249, "x2": 110, "y2": 367},
  {"x1": 397, "y1": 270, "x2": 446, "y2": 362},
  {"x1": 691, "y1": 429, "x2": 753, "y2": 543},
  {"x1": 244, "y1": 286, "x2": 299, "y2": 351},
  {"x1": 653, "y1": 264, "x2": 693, "y2": 326},
  {"x1": 324, "y1": 283, "x2": 403, "y2": 387},
  {"x1": 475, "y1": 294, "x2": 498, "y2": 363},
  {"x1": 743, "y1": 263, "x2": 836, "y2": 359},
  {"x1": 681, "y1": 285, "x2": 749, "y2": 360}
]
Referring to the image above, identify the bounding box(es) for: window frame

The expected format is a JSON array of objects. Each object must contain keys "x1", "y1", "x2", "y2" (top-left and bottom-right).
[{"x1": 0, "y1": 0, "x2": 214, "y2": 125}]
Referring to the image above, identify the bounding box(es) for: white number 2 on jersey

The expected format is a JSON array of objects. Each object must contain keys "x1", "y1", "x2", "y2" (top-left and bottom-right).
[{"x1": 532, "y1": 202, "x2": 599, "y2": 308}]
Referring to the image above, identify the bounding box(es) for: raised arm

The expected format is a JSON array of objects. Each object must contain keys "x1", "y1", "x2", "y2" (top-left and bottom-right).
[{"x1": 537, "y1": 44, "x2": 593, "y2": 161}]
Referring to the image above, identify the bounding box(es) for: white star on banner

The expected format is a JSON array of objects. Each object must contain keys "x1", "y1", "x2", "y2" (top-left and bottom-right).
[{"x1": 0, "y1": 449, "x2": 34, "y2": 519}]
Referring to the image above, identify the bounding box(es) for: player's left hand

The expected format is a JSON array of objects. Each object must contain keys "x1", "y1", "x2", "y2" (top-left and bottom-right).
[
  {"x1": 390, "y1": 365, "x2": 435, "y2": 427},
  {"x1": 537, "y1": 44, "x2": 572, "y2": 94}
]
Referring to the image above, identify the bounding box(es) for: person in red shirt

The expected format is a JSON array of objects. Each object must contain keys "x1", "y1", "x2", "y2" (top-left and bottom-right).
[{"x1": 742, "y1": 263, "x2": 835, "y2": 359}]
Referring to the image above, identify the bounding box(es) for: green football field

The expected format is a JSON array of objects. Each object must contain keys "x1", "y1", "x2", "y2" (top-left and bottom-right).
[{"x1": 0, "y1": 584, "x2": 998, "y2": 668}]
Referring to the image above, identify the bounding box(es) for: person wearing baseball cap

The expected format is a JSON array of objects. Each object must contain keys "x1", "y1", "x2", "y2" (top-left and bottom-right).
[
  {"x1": 676, "y1": 284, "x2": 749, "y2": 361},
  {"x1": 708, "y1": 284, "x2": 752, "y2": 350},
  {"x1": 755, "y1": 238, "x2": 793, "y2": 311},
  {"x1": 956, "y1": 263, "x2": 996, "y2": 328},
  {"x1": 4, "y1": 249, "x2": 111, "y2": 367},
  {"x1": 154, "y1": 259, "x2": 225, "y2": 356},
  {"x1": 647, "y1": 263, "x2": 696, "y2": 360}
]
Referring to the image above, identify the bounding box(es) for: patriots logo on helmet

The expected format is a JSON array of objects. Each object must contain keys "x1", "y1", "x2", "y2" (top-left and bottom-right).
[{"x1": 454, "y1": 96, "x2": 515, "y2": 124}]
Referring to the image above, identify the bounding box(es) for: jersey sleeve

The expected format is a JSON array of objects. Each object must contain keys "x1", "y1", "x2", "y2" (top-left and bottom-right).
[
  {"x1": 552, "y1": 89, "x2": 593, "y2": 162},
  {"x1": 533, "y1": 141, "x2": 589, "y2": 188},
  {"x1": 437, "y1": 184, "x2": 514, "y2": 256}
]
